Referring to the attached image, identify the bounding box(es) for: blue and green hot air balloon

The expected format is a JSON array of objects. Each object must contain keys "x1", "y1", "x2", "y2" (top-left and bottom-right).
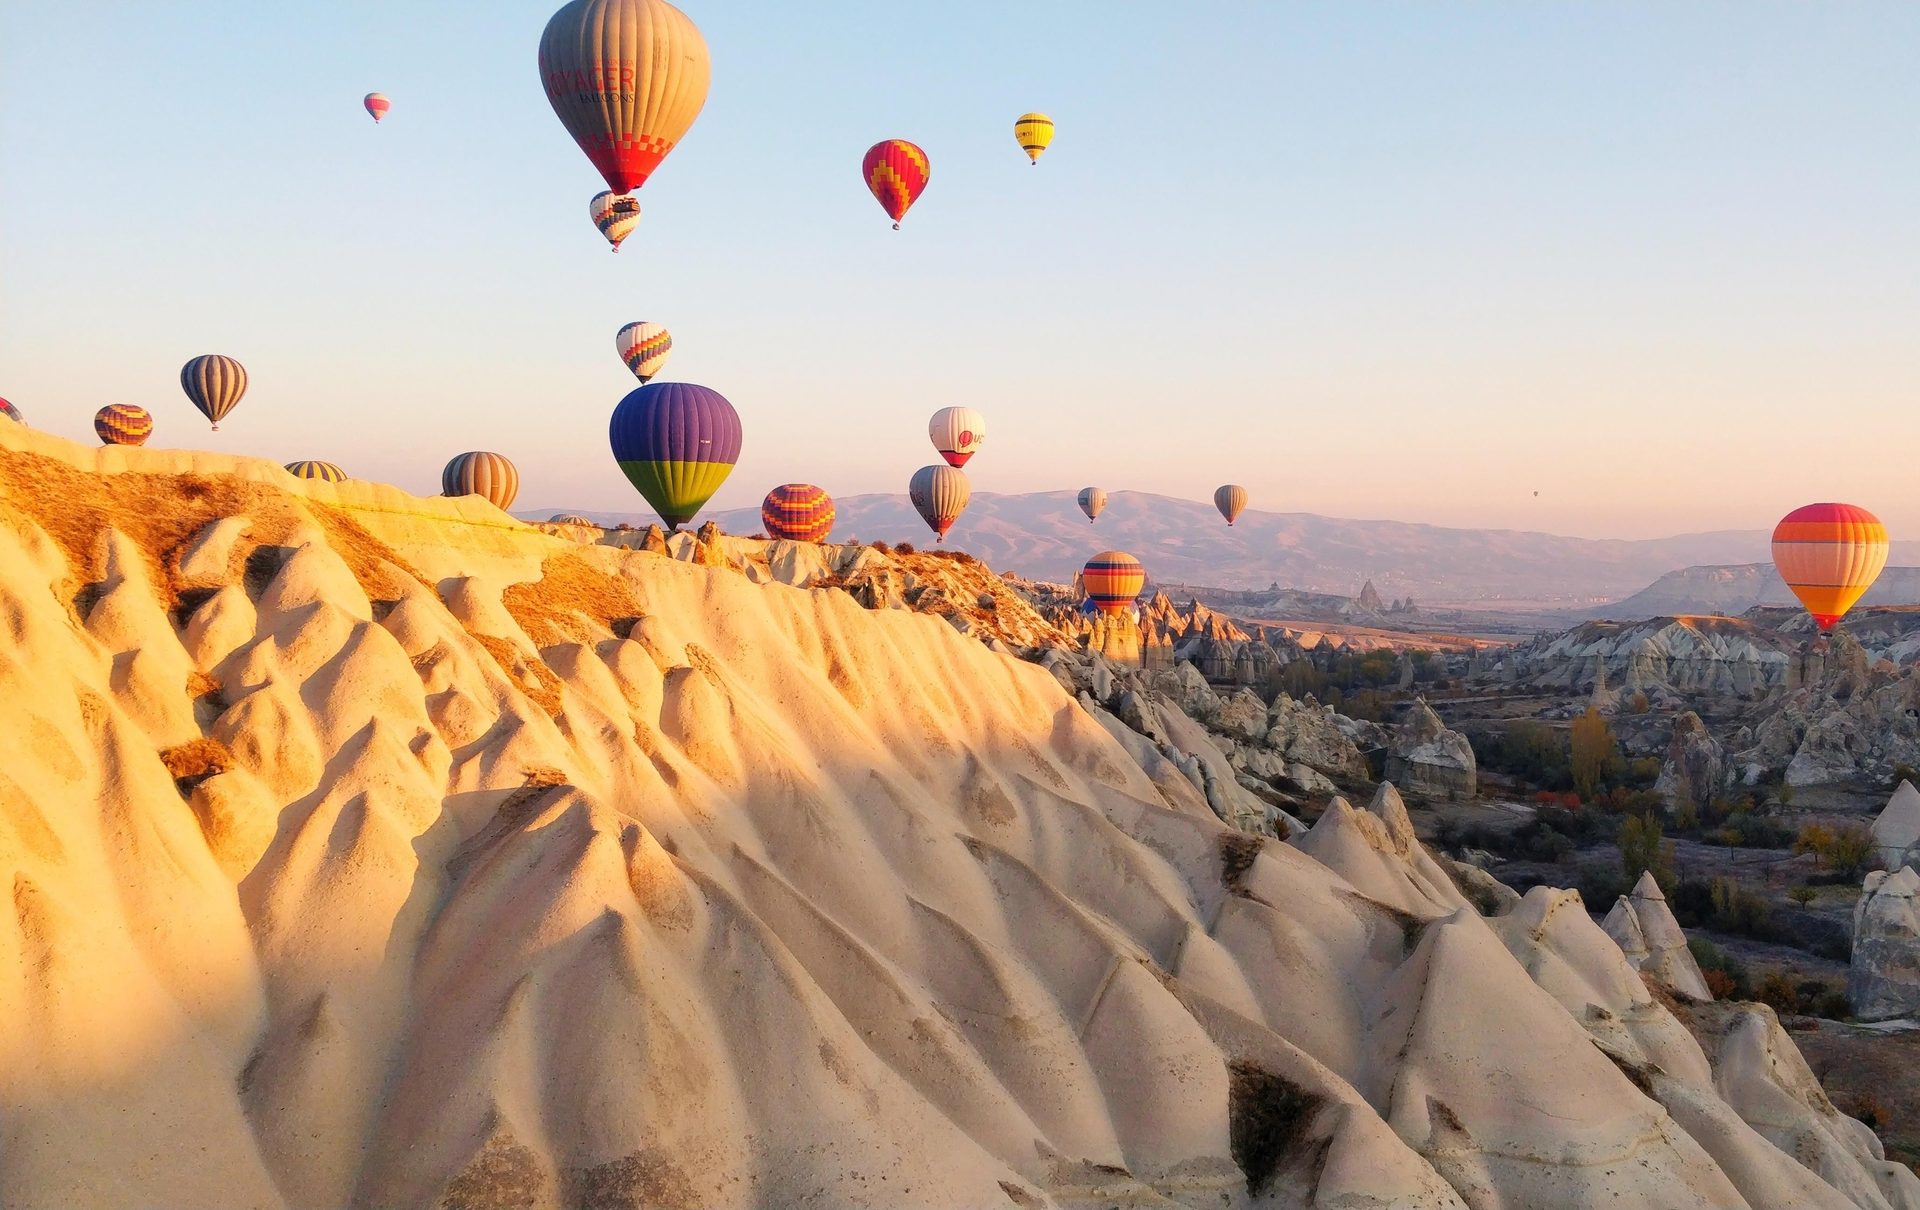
[{"x1": 609, "y1": 382, "x2": 742, "y2": 529}]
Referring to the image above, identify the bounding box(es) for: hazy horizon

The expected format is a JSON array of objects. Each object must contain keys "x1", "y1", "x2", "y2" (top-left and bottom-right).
[{"x1": 5, "y1": 2, "x2": 1916, "y2": 541}]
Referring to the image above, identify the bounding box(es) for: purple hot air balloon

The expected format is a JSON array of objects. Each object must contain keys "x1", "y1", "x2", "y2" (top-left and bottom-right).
[{"x1": 608, "y1": 382, "x2": 742, "y2": 529}]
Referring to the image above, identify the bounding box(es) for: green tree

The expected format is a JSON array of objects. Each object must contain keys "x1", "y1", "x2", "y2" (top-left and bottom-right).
[{"x1": 1619, "y1": 814, "x2": 1676, "y2": 893}]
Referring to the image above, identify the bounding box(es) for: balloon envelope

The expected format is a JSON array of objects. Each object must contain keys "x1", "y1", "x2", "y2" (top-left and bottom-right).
[
  {"x1": 590, "y1": 191, "x2": 641, "y2": 250},
  {"x1": 442, "y1": 451, "x2": 520, "y2": 511},
  {"x1": 0, "y1": 398, "x2": 20, "y2": 424},
  {"x1": 616, "y1": 322, "x2": 673, "y2": 383},
  {"x1": 1214, "y1": 484, "x2": 1247, "y2": 526},
  {"x1": 539, "y1": 0, "x2": 711, "y2": 193},
  {"x1": 180, "y1": 354, "x2": 248, "y2": 429},
  {"x1": 863, "y1": 139, "x2": 929, "y2": 228},
  {"x1": 1082, "y1": 551, "x2": 1145, "y2": 614},
  {"x1": 908, "y1": 464, "x2": 969, "y2": 541},
  {"x1": 364, "y1": 92, "x2": 389, "y2": 122},
  {"x1": 928, "y1": 406, "x2": 985, "y2": 467},
  {"x1": 608, "y1": 382, "x2": 742, "y2": 528},
  {"x1": 761, "y1": 484, "x2": 835, "y2": 543},
  {"x1": 1014, "y1": 112, "x2": 1054, "y2": 163},
  {"x1": 1077, "y1": 486, "x2": 1106, "y2": 522},
  {"x1": 284, "y1": 460, "x2": 346, "y2": 482},
  {"x1": 1771, "y1": 502, "x2": 1888, "y2": 632},
  {"x1": 95, "y1": 404, "x2": 152, "y2": 446}
]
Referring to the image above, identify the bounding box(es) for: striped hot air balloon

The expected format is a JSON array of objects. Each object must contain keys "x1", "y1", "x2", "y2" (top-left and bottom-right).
[
  {"x1": 928, "y1": 406, "x2": 985, "y2": 467},
  {"x1": 549, "y1": 513, "x2": 597, "y2": 526},
  {"x1": 616, "y1": 322, "x2": 672, "y2": 383},
  {"x1": 442, "y1": 451, "x2": 520, "y2": 511},
  {"x1": 1082, "y1": 551, "x2": 1146, "y2": 615},
  {"x1": 285, "y1": 460, "x2": 347, "y2": 482},
  {"x1": 1214, "y1": 484, "x2": 1247, "y2": 526},
  {"x1": 863, "y1": 139, "x2": 929, "y2": 229},
  {"x1": 539, "y1": 0, "x2": 711, "y2": 194},
  {"x1": 1014, "y1": 112, "x2": 1054, "y2": 164},
  {"x1": 589, "y1": 191, "x2": 641, "y2": 251},
  {"x1": 1078, "y1": 486, "x2": 1106, "y2": 522},
  {"x1": 609, "y1": 382, "x2": 742, "y2": 529},
  {"x1": 180, "y1": 354, "x2": 248, "y2": 430},
  {"x1": 0, "y1": 398, "x2": 21, "y2": 424},
  {"x1": 761, "y1": 484, "x2": 835, "y2": 543},
  {"x1": 95, "y1": 404, "x2": 153, "y2": 446},
  {"x1": 1771, "y1": 503, "x2": 1889, "y2": 633},
  {"x1": 364, "y1": 92, "x2": 390, "y2": 123},
  {"x1": 908, "y1": 464, "x2": 969, "y2": 542}
]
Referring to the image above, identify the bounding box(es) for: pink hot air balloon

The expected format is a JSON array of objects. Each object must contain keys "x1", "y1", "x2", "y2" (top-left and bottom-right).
[{"x1": 364, "y1": 92, "x2": 391, "y2": 124}]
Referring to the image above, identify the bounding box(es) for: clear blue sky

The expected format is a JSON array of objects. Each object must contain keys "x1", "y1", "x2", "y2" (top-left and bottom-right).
[{"x1": 4, "y1": 2, "x2": 1916, "y2": 538}]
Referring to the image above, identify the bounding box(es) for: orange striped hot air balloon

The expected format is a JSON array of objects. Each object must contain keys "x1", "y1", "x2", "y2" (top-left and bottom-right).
[
  {"x1": 95, "y1": 404, "x2": 153, "y2": 446},
  {"x1": 863, "y1": 139, "x2": 929, "y2": 229},
  {"x1": 761, "y1": 484, "x2": 835, "y2": 543},
  {"x1": 1772, "y1": 503, "x2": 1888, "y2": 633},
  {"x1": 1082, "y1": 551, "x2": 1146, "y2": 615}
]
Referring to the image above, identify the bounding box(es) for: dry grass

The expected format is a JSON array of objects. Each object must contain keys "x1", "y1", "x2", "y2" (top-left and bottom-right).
[
  {"x1": 160, "y1": 738, "x2": 233, "y2": 794},
  {"x1": 501, "y1": 554, "x2": 646, "y2": 646},
  {"x1": 472, "y1": 634, "x2": 564, "y2": 719}
]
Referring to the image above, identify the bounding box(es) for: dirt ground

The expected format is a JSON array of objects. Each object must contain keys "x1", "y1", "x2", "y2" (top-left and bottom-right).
[{"x1": 1794, "y1": 1022, "x2": 1920, "y2": 1167}]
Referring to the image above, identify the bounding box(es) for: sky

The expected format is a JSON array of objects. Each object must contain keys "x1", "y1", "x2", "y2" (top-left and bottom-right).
[{"x1": 3, "y1": 2, "x2": 1917, "y2": 540}]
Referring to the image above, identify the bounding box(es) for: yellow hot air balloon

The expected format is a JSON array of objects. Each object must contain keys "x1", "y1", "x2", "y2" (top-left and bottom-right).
[
  {"x1": 1771, "y1": 503, "x2": 1888, "y2": 633},
  {"x1": 1014, "y1": 112, "x2": 1054, "y2": 165}
]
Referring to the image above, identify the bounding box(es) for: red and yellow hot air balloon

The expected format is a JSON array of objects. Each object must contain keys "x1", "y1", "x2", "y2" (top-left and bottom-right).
[
  {"x1": 1082, "y1": 551, "x2": 1146, "y2": 615},
  {"x1": 539, "y1": 0, "x2": 711, "y2": 195},
  {"x1": 863, "y1": 139, "x2": 929, "y2": 229},
  {"x1": 761, "y1": 484, "x2": 835, "y2": 543},
  {"x1": 95, "y1": 404, "x2": 153, "y2": 446},
  {"x1": 1771, "y1": 503, "x2": 1888, "y2": 633},
  {"x1": 363, "y1": 92, "x2": 390, "y2": 123}
]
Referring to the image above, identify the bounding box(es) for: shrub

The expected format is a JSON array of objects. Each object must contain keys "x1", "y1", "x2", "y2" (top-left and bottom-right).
[
  {"x1": 1571, "y1": 708, "x2": 1625, "y2": 799},
  {"x1": 1628, "y1": 756, "x2": 1662, "y2": 785},
  {"x1": 869, "y1": 540, "x2": 890, "y2": 553},
  {"x1": 1577, "y1": 861, "x2": 1629, "y2": 909},
  {"x1": 1703, "y1": 968, "x2": 1738, "y2": 1000},
  {"x1": 1755, "y1": 971, "x2": 1802, "y2": 1014},
  {"x1": 1708, "y1": 877, "x2": 1780, "y2": 941},
  {"x1": 1689, "y1": 937, "x2": 1750, "y2": 999},
  {"x1": 1851, "y1": 1093, "x2": 1893, "y2": 1137},
  {"x1": 1788, "y1": 885, "x2": 1818, "y2": 907},
  {"x1": 893, "y1": 542, "x2": 915, "y2": 555},
  {"x1": 1619, "y1": 815, "x2": 1676, "y2": 893}
]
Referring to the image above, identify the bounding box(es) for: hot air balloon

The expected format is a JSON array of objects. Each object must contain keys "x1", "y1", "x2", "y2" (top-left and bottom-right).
[
  {"x1": 928, "y1": 406, "x2": 985, "y2": 467},
  {"x1": 1077, "y1": 487, "x2": 1106, "y2": 522},
  {"x1": 616, "y1": 322, "x2": 672, "y2": 383},
  {"x1": 549, "y1": 513, "x2": 597, "y2": 526},
  {"x1": 1014, "y1": 113, "x2": 1054, "y2": 164},
  {"x1": 761, "y1": 484, "x2": 835, "y2": 543},
  {"x1": 364, "y1": 92, "x2": 390, "y2": 123},
  {"x1": 863, "y1": 139, "x2": 929, "y2": 229},
  {"x1": 1082, "y1": 551, "x2": 1146, "y2": 615},
  {"x1": 0, "y1": 398, "x2": 21, "y2": 424},
  {"x1": 1771, "y1": 503, "x2": 1888, "y2": 633},
  {"x1": 590, "y1": 191, "x2": 641, "y2": 251},
  {"x1": 285, "y1": 460, "x2": 346, "y2": 482},
  {"x1": 1214, "y1": 484, "x2": 1247, "y2": 526},
  {"x1": 95, "y1": 405, "x2": 152, "y2": 446},
  {"x1": 539, "y1": 0, "x2": 711, "y2": 194},
  {"x1": 442, "y1": 451, "x2": 520, "y2": 511},
  {"x1": 908, "y1": 464, "x2": 969, "y2": 542},
  {"x1": 609, "y1": 382, "x2": 741, "y2": 529},
  {"x1": 180, "y1": 354, "x2": 248, "y2": 430}
]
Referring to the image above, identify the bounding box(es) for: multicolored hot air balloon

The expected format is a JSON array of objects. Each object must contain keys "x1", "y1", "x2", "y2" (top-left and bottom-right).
[
  {"x1": 285, "y1": 460, "x2": 347, "y2": 482},
  {"x1": 1082, "y1": 551, "x2": 1146, "y2": 615},
  {"x1": 1077, "y1": 486, "x2": 1106, "y2": 522},
  {"x1": 1771, "y1": 503, "x2": 1888, "y2": 633},
  {"x1": 928, "y1": 406, "x2": 985, "y2": 467},
  {"x1": 1214, "y1": 484, "x2": 1247, "y2": 526},
  {"x1": 908, "y1": 464, "x2": 969, "y2": 542},
  {"x1": 442, "y1": 451, "x2": 520, "y2": 511},
  {"x1": 0, "y1": 398, "x2": 21, "y2": 424},
  {"x1": 539, "y1": 0, "x2": 711, "y2": 194},
  {"x1": 364, "y1": 92, "x2": 390, "y2": 123},
  {"x1": 609, "y1": 382, "x2": 741, "y2": 529},
  {"x1": 863, "y1": 139, "x2": 929, "y2": 229},
  {"x1": 550, "y1": 513, "x2": 597, "y2": 526},
  {"x1": 590, "y1": 191, "x2": 641, "y2": 251},
  {"x1": 616, "y1": 322, "x2": 672, "y2": 383},
  {"x1": 180, "y1": 354, "x2": 248, "y2": 430},
  {"x1": 1014, "y1": 113, "x2": 1054, "y2": 164},
  {"x1": 95, "y1": 404, "x2": 152, "y2": 446},
  {"x1": 761, "y1": 484, "x2": 835, "y2": 543}
]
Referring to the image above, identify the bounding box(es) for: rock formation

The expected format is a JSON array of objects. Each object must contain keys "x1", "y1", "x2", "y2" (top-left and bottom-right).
[
  {"x1": 1873, "y1": 780, "x2": 1920, "y2": 872},
  {"x1": 1654, "y1": 711, "x2": 1727, "y2": 813},
  {"x1": 1383, "y1": 697, "x2": 1477, "y2": 798},
  {"x1": 1852, "y1": 867, "x2": 1920, "y2": 1022},
  {"x1": 1602, "y1": 871, "x2": 1714, "y2": 1001}
]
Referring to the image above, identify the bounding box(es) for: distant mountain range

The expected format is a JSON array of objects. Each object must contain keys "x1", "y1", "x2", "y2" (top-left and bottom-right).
[
  {"x1": 1592, "y1": 563, "x2": 1920, "y2": 620},
  {"x1": 525, "y1": 490, "x2": 1920, "y2": 606}
]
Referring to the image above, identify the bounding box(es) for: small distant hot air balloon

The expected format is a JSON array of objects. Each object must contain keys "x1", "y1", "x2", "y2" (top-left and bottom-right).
[
  {"x1": 0, "y1": 398, "x2": 21, "y2": 424},
  {"x1": 180, "y1": 354, "x2": 248, "y2": 430},
  {"x1": 1082, "y1": 551, "x2": 1146, "y2": 615},
  {"x1": 285, "y1": 460, "x2": 346, "y2": 482},
  {"x1": 609, "y1": 382, "x2": 742, "y2": 529},
  {"x1": 863, "y1": 139, "x2": 929, "y2": 229},
  {"x1": 1214, "y1": 484, "x2": 1247, "y2": 526},
  {"x1": 539, "y1": 0, "x2": 711, "y2": 194},
  {"x1": 1014, "y1": 113, "x2": 1054, "y2": 164},
  {"x1": 589, "y1": 191, "x2": 641, "y2": 251},
  {"x1": 761, "y1": 484, "x2": 836, "y2": 543},
  {"x1": 95, "y1": 405, "x2": 152, "y2": 446},
  {"x1": 1771, "y1": 503, "x2": 1888, "y2": 633},
  {"x1": 616, "y1": 322, "x2": 672, "y2": 383},
  {"x1": 550, "y1": 512, "x2": 597, "y2": 526},
  {"x1": 928, "y1": 406, "x2": 985, "y2": 467},
  {"x1": 364, "y1": 92, "x2": 390, "y2": 123},
  {"x1": 909, "y1": 465, "x2": 969, "y2": 542},
  {"x1": 1077, "y1": 487, "x2": 1106, "y2": 522},
  {"x1": 442, "y1": 452, "x2": 520, "y2": 511}
]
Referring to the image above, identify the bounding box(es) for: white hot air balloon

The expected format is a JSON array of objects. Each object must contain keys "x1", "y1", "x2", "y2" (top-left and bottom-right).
[{"x1": 929, "y1": 406, "x2": 985, "y2": 468}]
